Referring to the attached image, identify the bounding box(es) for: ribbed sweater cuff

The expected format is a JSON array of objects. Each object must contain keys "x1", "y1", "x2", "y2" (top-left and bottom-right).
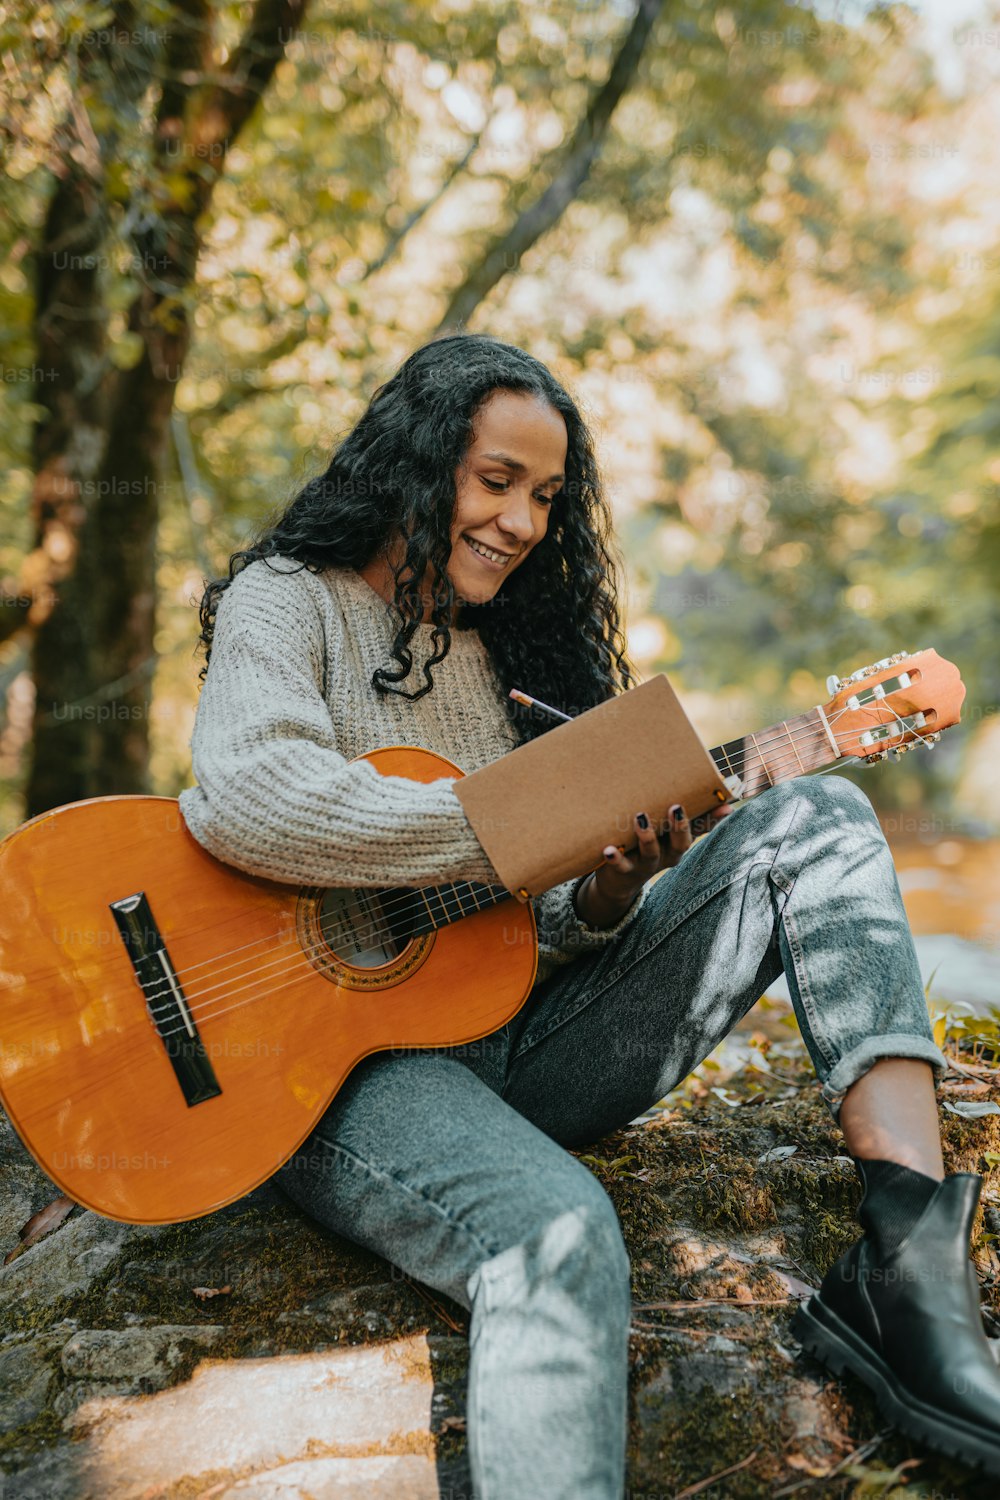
[{"x1": 538, "y1": 876, "x2": 650, "y2": 955}]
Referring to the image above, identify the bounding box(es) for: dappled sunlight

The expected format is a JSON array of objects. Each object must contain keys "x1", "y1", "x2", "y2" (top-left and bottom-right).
[{"x1": 68, "y1": 1335, "x2": 443, "y2": 1498}]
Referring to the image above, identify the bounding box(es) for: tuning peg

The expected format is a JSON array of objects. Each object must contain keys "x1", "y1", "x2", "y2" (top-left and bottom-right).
[
  {"x1": 921, "y1": 732, "x2": 942, "y2": 748},
  {"x1": 826, "y1": 674, "x2": 843, "y2": 694}
]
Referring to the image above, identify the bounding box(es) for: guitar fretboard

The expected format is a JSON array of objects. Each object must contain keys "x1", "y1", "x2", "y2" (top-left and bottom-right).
[{"x1": 710, "y1": 707, "x2": 835, "y2": 799}]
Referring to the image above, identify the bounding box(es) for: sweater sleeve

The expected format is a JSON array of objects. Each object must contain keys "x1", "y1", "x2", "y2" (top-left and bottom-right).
[
  {"x1": 531, "y1": 875, "x2": 650, "y2": 985},
  {"x1": 177, "y1": 561, "x2": 500, "y2": 888}
]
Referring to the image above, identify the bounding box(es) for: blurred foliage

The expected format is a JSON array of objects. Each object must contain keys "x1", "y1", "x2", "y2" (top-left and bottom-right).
[{"x1": 0, "y1": 0, "x2": 997, "y2": 833}]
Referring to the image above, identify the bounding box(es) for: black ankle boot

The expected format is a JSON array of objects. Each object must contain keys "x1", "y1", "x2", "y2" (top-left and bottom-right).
[
  {"x1": 792, "y1": 1172, "x2": 1000, "y2": 1477},
  {"x1": 855, "y1": 1157, "x2": 940, "y2": 1262}
]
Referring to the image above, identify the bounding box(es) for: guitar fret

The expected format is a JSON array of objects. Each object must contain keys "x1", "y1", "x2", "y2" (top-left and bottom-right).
[
  {"x1": 749, "y1": 732, "x2": 773, "y2": 787},
  {"x1": 472, "y1": 882, "x2": 503, "y2": 909},
  {"x1": 417, "y1": 887, "x2": 439, "y2": 931},
  {"x1": 783, "y1": 720, "x2": 805, "y2": 774},
  {"x1": 714, "y1": 742, "x2": 739, "y2": 783},
  {"x1": 418, "y1": 708, "x2": 840, "y2": 936},
  {"x1": 437, "y1": 884, "x2": 465, "y2": 923},
  {"x1": 426, "y1": 887, "x2": 451, "y2": 927},
  {"x1": 795, "y1": 710, "x2": 836, "y2": 774},
  {"x1": 452, "y1": 882, "x2": 479, "y2": 917}
]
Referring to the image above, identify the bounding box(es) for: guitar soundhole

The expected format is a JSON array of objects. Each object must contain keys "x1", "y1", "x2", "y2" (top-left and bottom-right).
[{"x1": 315, "y1": 886, "x2": 413, "y2": 969}]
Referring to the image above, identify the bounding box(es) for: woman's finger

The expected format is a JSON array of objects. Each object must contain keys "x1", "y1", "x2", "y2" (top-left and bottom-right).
[
  {"x1": 633, "y1": 811, "x2": 660, "y2": 864},
  {"x1": 668, "y1": 804, "x2": 692, "y2": 844},
  {"x1": 660, "y1": 804, "x2": 692, "y2": 866}
]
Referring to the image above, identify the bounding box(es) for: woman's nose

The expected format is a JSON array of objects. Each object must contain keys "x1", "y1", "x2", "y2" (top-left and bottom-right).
[{"x1": 495, "y1": 488, "x2": 537, "y2": 541}]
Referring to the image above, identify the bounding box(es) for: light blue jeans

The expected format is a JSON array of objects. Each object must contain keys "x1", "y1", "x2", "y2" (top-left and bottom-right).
[{"x1": 276, "y1": 774, "x2": 946, "y2": 1500}]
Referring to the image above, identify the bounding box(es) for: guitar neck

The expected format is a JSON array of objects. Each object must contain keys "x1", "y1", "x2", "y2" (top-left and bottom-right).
[
  {"x1": 709, "y1": 705, "x2": 839, "y2": 800},
  {"x1": 406, "y1": 705, "x2": 841, "y2": 933}
]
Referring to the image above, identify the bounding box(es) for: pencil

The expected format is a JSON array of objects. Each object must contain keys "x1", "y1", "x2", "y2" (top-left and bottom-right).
[{"x1": 508, "y1": 688, "x2": 574, "y2": 723}]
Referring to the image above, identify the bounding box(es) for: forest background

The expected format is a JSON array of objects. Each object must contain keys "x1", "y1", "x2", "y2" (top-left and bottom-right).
[{"x1": 1, "y1": 0, "x2": 998, "y2": 978}]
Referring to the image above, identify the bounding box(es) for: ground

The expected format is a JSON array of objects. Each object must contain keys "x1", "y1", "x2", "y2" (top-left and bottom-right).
[{"x1": 1, "y1": 996, "x2": 999, "y2": 1500}]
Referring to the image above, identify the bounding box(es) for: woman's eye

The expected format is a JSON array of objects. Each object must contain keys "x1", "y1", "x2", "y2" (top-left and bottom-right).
[{"x1": 481, "y1": 476, "x2": 554, "y2": 504}]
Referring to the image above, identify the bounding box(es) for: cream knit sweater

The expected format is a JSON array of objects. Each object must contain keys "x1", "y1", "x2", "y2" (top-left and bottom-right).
[{"x1": 178, "y1": 557, "x2": 648, "y2": 989}]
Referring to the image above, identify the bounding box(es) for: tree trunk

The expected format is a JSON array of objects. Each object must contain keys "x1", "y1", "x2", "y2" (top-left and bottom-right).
[
  {"x1": 25, "y1": 0, "x2": 308, "y2": 816},
  {"x1": 26, "y1": 9, "x2": 154, "y2": 812}
]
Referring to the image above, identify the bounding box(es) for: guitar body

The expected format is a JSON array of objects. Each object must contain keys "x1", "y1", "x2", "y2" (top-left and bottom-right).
[{"x1": 0, "y1": 747, "x2": 537, "y2": 1225}]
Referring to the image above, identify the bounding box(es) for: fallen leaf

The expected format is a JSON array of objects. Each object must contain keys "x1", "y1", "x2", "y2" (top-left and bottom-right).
[
  {"x1": 773, "y1": 1269, "x2": 818, "y2": 1301},
  {"x1": 709, "y1": 1086, "x2": 742, "y2": 1108},
  {"x1": 438, "y1": 1415, "x2": 466, "y2": 1433},
  {"x1": 784, "y1": 1452, "x2": 831, "y2": 1476},
  {"x1": 944, "y1": 1100, "x2": 1000, "y2": 1118},
  {"x1": 758, "y1": 1145, "x2": 798, "y2": 1164},
  {"x1": 192, "y1": 1285, "x2": 232, "y2": 1300},
  {"x1": 5, "y1": 1194, "x2": 75, "y2": 1264},
  {"x1": 842, "y1": 1457, "x2": 922, "y2": 1486}
]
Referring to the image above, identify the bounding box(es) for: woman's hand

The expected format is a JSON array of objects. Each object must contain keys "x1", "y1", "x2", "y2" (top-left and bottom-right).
[{"x1": 578, "y1": 803, "x2": 735, "y2": 926}]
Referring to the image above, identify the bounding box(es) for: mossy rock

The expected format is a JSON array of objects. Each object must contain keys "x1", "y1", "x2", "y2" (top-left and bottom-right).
[{"x1": 2, "y1": 1036, "x2": 1000, "y2": 1498}]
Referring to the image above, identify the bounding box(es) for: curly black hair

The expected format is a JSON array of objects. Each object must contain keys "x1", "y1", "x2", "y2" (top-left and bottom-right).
[{"x1": 197, "y1": 331, "x2": 636, "y2": 744}]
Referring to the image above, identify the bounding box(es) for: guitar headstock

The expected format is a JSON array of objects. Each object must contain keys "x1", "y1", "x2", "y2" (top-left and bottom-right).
[{"x1": 821, "y1": 649, "x2": 966, "y2": 763}]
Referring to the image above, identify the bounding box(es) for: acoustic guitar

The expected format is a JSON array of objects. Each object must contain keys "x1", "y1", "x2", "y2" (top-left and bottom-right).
[{"x1": 0, "y1": 649, "x2": 965, "y2": 1224}]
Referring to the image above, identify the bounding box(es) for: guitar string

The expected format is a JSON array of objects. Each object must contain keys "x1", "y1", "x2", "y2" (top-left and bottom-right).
[
  {"x1": 138, "y1": 704, "x2": 860, "y2": 1013},
  {"x1": 139, "y1": 709, "x2": 857, "y2": 1023},
  {"x1": 149, "y1": 755, "x2": 903, "y2": 1049},
  {"x1": 142, "y1": 699, "x2": 914, "y2": 1028},
  {"x1": 113, "y1": 708, "x2": 841, "y2": 1027},
  {"x1": 147, "y1": 708, "x2": 924, "y2": 1042},
  {"x1": 39, "y1": 751, "x2": 905, "y2": 1126},
  {"x1": 149, "y1": 707, "x2": 855, "y2": 985}
]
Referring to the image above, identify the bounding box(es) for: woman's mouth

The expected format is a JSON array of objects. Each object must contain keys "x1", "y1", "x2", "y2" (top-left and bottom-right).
[{"x1": 463, "y1": 535, "x2": 513, "y2": 570}]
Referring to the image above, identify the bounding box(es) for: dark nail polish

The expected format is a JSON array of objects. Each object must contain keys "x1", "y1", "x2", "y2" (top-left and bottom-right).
[
  {"x1": 672, "y1": 804, "x2": 686, "y2": 821},
  {"x1": 636, "y1": 812, "x2": 649, "y2": 829}
]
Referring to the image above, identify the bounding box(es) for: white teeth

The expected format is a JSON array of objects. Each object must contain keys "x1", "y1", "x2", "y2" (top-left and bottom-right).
[{"x1": 465, "y1": 537, "x2": 509, "y2": 564}]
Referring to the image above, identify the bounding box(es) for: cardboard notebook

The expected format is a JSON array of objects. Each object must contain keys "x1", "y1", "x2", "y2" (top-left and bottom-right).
[{"x1": 453, "y1": 674, "x2": 732, "y2": 902}]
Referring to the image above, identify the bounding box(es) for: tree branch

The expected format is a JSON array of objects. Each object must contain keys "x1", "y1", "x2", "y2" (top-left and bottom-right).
[
  {"x1": 186, "y1": 0, "x2": 309, "y2": 166},
  {"x1": 435, "y1": 0, "x2": 665, "y2": 332},
  {"x1": 360, "y1": 57, "x2": 504, "y2": 284}
]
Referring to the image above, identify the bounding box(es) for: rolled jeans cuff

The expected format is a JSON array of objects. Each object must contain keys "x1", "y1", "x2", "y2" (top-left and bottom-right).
[{"x1": 820, "y1": 1034, "x2": 949, "y2": 1121}]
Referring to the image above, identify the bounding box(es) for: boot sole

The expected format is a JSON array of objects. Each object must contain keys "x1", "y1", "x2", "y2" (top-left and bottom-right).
[{"x1": 793, "y1": 1295, "x2": 1000, "y2": 1479}]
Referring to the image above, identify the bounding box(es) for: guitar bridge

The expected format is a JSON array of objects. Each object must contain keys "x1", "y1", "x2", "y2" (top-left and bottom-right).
[{"x1": 110, "y1": 892, "x2": 222, "y2": 1107}]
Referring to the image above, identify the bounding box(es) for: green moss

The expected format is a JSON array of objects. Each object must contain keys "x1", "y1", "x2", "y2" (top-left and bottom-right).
[
  {"x1": 635, "y1": 1383, "x2": 784, "y2": 1497},
  {"x1": 0, "y1": 1406, "x2": 66, "y2": 1465},
  {"x1": 0, "y1": 1251, "x2": 119, "y2": 1340}
]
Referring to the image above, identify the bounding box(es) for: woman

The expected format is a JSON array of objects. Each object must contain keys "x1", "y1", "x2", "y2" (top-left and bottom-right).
[{"x1": 179, "y1": 332, "x2": 1000, "y2": 1495}]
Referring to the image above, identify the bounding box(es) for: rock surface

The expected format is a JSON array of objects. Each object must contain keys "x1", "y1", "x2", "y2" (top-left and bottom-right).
[{"x1": 2, "y1": 1006, "x2": 1000, "y2": 1499}]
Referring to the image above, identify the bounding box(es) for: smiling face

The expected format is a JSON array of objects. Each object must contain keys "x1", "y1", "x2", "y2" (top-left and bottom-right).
[{"x1": 360, "y1": 388, "x2": 568, "y2": 620}]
